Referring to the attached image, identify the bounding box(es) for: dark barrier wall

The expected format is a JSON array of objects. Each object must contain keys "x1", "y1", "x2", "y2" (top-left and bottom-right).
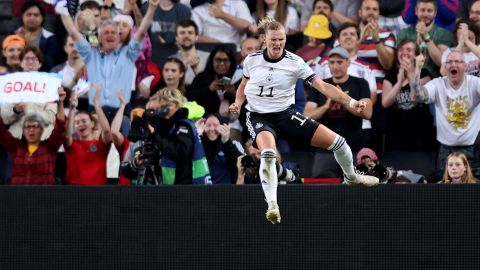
[{"x1": 0, "y1": 185, "x2": 479, "y2": 270}]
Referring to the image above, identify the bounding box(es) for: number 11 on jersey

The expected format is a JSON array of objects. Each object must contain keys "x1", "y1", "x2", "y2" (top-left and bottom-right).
[{"x1": 257, "y1": 86, "x2": 274, "y2": 97}]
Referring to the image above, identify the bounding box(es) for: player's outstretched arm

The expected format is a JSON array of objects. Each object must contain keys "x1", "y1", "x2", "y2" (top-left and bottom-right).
[{"x1": 311, "y1": 78, "x2": 370, "y2": 115}]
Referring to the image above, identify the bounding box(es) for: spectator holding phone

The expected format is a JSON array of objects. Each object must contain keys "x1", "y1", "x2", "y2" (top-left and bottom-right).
[{"x1": 188, "y1": 44, "x2": 237, "y2": 115}]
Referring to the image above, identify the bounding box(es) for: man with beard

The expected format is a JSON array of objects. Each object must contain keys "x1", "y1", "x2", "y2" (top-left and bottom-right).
[
  {"x1": 357, "y1": 0, "x2": 395, "y2": 89},
  {"x1": 410, "y1": 50, "x2": 480, "y2": 179},
  {"x1": 397, "y1": 0, "x2": 452, "y2": 79},
  {"x1": 172, "y1": 20, "x2": 210, "y2": 85},
  {"x1": 50, "y1": 35, "x2": 85, "y2": 89},
  {"x1": 16, "y1": 0, "x2": 60, "y2": 71},
  {"x1": 463, "y1": 0, "x2": 480, "y2": 30}
]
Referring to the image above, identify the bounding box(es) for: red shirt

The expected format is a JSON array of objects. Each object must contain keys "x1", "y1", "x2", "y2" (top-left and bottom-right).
[
  {"x1": 0, "y1": 118, "x2": 65, "y2": 185},
  {"x1": 116, "y1": 136, "x2": 131, "y2": 185},
  {"x1": 65, "y1": 139, "x2": 110, "y2": 185}
]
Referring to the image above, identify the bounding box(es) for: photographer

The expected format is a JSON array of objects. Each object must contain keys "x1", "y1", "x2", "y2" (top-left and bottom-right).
[
  {"x1": 237, "y1": 139, "x2": 300, "y2": 185},
  {"x1": 121, "y1": 87, "x2": 211, "y2": 185}
]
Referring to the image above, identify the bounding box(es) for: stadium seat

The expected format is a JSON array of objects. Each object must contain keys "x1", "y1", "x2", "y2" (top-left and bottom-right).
[
  {"x1": 380, "y1": 151, "x2": 437, "y2": 180},
  {"x1": 280, "y1": 151, "x2": 314, "y2": 178}
]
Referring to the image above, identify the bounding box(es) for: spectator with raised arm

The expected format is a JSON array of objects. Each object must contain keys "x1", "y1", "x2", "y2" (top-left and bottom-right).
[
  {"x1": 50, "y1": 35, "x2": 86, "y2": 89},
  {"x1": 381, "y1": 39, "x2": 435, "y2": 152},
  {"x1": 0, "y1": 87, "x2": 66, "y2": 185},
  {"x1": 191, "y1": 0, "x2": 255, "y2": 47},
  {"x1": 65, "y1": 84, "x2": 112, "y2": 185},
  {"x1": 396, "y1": 0, "x2": 452, "y2": 79},
  {"x1": 57, "y1": 0, "x2": 158, "y2": 132},
  {"x1": 409, "y1": 50, "x2": 480, "y2": 179},
  {"x1": 142, "y1": 0, "x2": 191, "y2": 44},
  {"x1": 188, "y1": 44, "x2": 237, "y2": 116},
  {"x1": 439, "y1": 20, "x2": 480, "y2": 77}
]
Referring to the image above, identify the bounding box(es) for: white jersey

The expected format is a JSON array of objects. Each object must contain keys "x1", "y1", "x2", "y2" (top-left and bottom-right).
[
  {"x1": 425, "y1": 75, "x2": 480, "y2": 146},
  {"x1": 243, "y1": 50, "x2": 316, "y2": 113}
]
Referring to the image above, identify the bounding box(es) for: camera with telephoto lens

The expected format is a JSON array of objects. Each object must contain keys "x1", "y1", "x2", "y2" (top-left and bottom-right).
[
  {"x1": 241, "y1": 155, "x2": 259, "y2": 169},
  {"x1": 356, "y1": 163, "x2": 397, "y2": 183},
  {"x1": 128, "y1": 107, "x2": 169, "y2": 168},
  {"x1": 128, "y1": 107, "x2": 169, "y2": 142}
]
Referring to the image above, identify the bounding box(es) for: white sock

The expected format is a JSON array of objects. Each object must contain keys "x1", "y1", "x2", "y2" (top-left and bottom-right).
[
  {"x1": 327, "y1": 135, "x2": 355, "y2": 178},
  {"x1": 259, "y1": 149, "x2": 277, "y2": 206}
]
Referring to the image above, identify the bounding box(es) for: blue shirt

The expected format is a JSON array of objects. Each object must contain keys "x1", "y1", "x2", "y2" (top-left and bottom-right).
[{"x1": 75, "y1": 38, "x2": 143, "y2": 108}]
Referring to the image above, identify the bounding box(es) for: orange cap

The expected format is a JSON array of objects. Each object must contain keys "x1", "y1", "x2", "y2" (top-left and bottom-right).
[{"x1": 2, "y1": 35, "x2": 26, "y2": 50}]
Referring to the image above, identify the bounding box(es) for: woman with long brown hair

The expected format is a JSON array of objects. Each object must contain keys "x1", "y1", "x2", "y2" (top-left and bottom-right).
[{"x1": 440, "y1": 152, "x2": 478, "y2": 184}]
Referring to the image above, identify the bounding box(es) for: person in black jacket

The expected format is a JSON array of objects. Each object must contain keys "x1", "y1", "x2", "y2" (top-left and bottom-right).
[
  {"x1": 121, "y1": 87, "x2": 210, "y2": 185},
  {"x1": 199, "y1": 113, "x2": 244, "y2": 184}
]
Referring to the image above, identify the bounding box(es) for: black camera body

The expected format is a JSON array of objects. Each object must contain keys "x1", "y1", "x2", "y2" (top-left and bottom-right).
[
  {"x1": 241, "y1": 155, "x2": 258, "y2": 169},
  {"x1": 128, "y1": 107, "x2": 169, "y2": 142},
  {"x1": 127, "y1": 107, "x2": 169, "y2": 184},
  {"x1": 356, "y1": 163, "x2": 397, "y2": 183}
]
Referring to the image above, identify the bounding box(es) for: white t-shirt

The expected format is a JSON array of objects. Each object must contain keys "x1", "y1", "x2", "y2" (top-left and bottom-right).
[
  {"x1": 312, "y1": 57, "x2": 377, "y2": 93},
  {"x1": 58, "y1": 62, "x2": 76, "y2": 88},
  {"x1": 264, "y1": 6, "x2": 300, "y2": 33},
  {"x1": 243, "y1": 50, "x2": 315, "y2": 113},
  {"x1": 191, "y1": 0, "x2": 254, "y2": 48},
  {"x1": 425, "y1": 75, "x2": 480, "y2": 146}
]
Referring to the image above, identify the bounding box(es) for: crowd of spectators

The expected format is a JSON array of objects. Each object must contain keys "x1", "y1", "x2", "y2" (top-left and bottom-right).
[{"x1": 0, "y1": 0, "x2": 479, "y2": 185}]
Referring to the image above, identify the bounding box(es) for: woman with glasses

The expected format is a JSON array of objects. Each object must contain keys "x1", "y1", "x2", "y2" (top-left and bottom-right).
[
  {"x1": 0, "y1": 87, "x2": 66, "y2": 185},
  {"x1": 0, "y1": 47, "x2": 58, "y2": 142},
  {"x1": 188, "y1": 44, "x2": 237, "y2": 116}
]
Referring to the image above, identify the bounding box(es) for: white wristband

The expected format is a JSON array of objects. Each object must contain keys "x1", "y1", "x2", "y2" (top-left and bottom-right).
[{"x1": 348, "y1": 99, "x2": 357, "y2": 109}]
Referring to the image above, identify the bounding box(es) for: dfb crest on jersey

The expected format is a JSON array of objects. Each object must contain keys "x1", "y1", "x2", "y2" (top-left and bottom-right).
[{"x1": 265, "y1": 74, "x2": 274, "y2": 83}]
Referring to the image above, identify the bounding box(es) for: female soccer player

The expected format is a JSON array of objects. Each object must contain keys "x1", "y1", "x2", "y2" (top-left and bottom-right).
[{"x1": 229, "y1": 18, "x2": 379, "y2": 224}]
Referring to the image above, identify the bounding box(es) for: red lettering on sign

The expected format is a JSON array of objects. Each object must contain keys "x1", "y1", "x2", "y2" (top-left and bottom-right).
[
  {"x1": 4, "y1": 82, "x2": 12, "y2": 93},
  {"x1": 24, "y1": 82, "x2": 32, "y2": 92},
  {"x1": 13, "y1": 82, "x2": 22, "y2": 92},
  {"x1": 3, "y1": 80, "x2": 48, "y2": 94}
]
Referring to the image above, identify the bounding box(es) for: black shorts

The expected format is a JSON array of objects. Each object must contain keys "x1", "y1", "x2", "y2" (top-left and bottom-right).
[{"x1": 246, "y1": 108, "x2": 320, "y2": 148}]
